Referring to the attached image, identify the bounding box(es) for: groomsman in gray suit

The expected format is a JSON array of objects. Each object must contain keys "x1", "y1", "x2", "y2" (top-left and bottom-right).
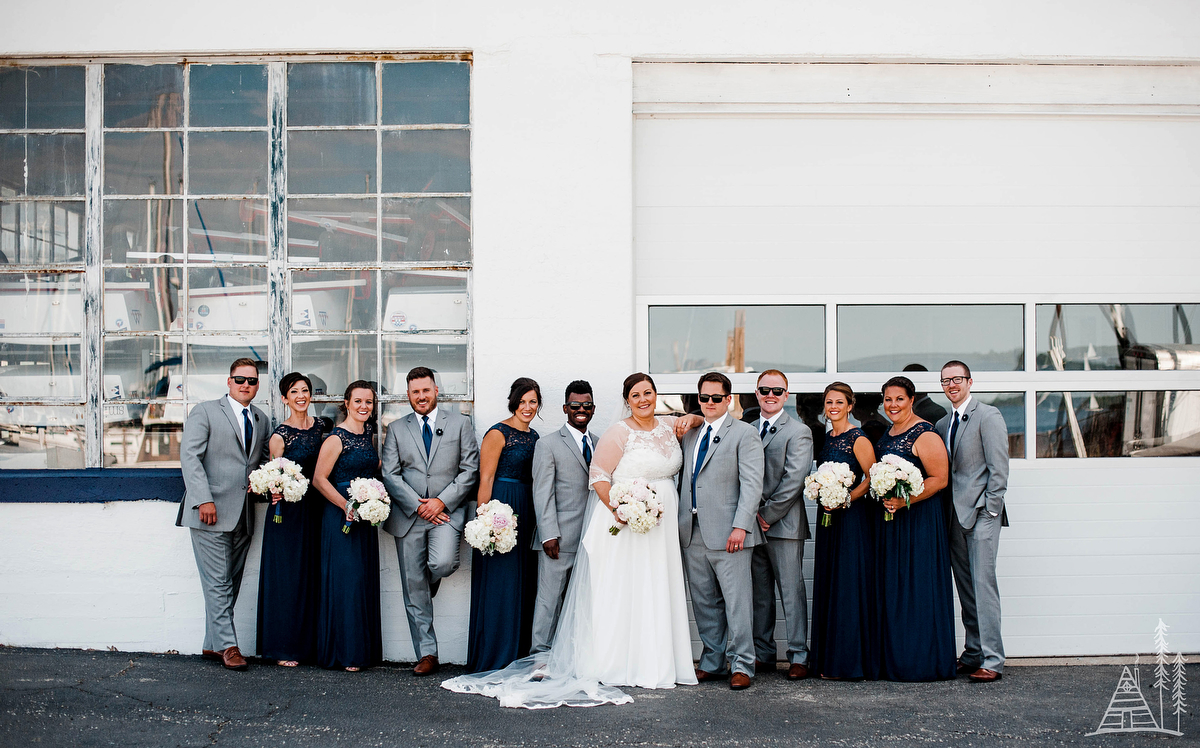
[
  {"x1": 529, "y1": 380, "x2": 600, "y2": 653},
  {"x1": 679, "y1": 372, "x2": 765, "y2": 691},
  {"x1": 749, "y1": 369, "x2": 813, "y2": 680},
  {"x1": 381, "y1": 366, "x2": 480, "y2": 676},
  {"x1": 177, "y1": 358, "x2": 269, "y2": 671},
  {"x1": 935, "y1": 360, "x2": 1009, "y2": 683}
]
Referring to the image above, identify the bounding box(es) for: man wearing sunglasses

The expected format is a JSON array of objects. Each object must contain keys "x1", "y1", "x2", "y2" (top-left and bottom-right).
[
  {"x1": 528, "y1": 380, "x2": 601, "y2": 654},
  {"x1": 749, "y1": 369, "x2": 813, "y2": 680},
  {"x1": 679, "y1": 372, "x2": 765, "y2": 691},
  {"x1": 177, "y1": 358, "x2": 269, "y2": 671}
]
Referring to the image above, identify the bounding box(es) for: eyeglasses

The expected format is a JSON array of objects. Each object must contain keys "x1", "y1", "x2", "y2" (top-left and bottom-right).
[
  {"x1": 939, "y1": 376, "x2": 967, "y2": 386},
  {"x1": 566, "y1": 402, "x2": 595, "y2": 411},
  {"x1": 757, "y1": 387, "x2": 786, "y2": 396},
  {"x1": 697, "y1": 393, "x2": 728, "y2": 403},
  {"x1": 231, "y1": 376, "x2": 259, "y2": 385}
]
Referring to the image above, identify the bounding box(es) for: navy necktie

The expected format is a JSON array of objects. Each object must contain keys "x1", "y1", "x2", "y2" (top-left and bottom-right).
[
  {"x1": 760, "y1": 420, "x2": 769, "y2": 440},
  {"x1": 242, "y1": 408, "x2": 252, "y2": 456},
  {"x1": 949, "y1": 411, "x2": 960, "y2": 456},
  {"x1": 582, "y1": 435, "x2": 592, "y2": 466},
  {"x1": 422, "y1": 415, "x2": 433, "y2": 456},
  {"x1": 692, "y1": 425, "x2": 711, "y2": 512}
]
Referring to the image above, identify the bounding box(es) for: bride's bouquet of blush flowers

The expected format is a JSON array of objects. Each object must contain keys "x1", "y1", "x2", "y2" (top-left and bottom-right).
[
  {"x1": 465, "y1": 501, "x2": 518, "y2": 555},
  {"x1": 804, "y1": 461, "x2": 856, "y2": 527},
  {"x1": 608, "y1": 478, "x2": 664, "y2": 535},
  {"x1": 868, "y1": 454, "x2": 925, "y2": 522},
  {"x1": 343, "y1": 477, "x2": 391, "y2": 533},
  {"x1": 249, "y1": 458, "x2": 309, "y2": 523}
]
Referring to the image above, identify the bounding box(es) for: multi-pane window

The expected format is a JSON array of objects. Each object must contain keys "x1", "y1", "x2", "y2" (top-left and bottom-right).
[{"x1": 0, "y1": 56, "x2": 472, "y2": 469}]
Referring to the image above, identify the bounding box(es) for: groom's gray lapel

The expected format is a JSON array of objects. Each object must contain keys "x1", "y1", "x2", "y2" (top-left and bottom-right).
[{"x1": 218, "y1": 399, "x2": 248, "y2": 464}]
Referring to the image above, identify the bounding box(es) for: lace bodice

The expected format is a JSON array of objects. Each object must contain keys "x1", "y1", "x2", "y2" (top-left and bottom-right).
[
  {"x1": 328, "y1": 426, "x2": 379, "y2": 485},
  {"x1": 589, "y1": 416, "x2": 683, "y2": 486},
  {"x1": 274, "y1": 420, "x2": 328, "y2": 480},
  {"x1": 487, "y1": 423, "x2": 539, "y2": 483},
  {"x1": 876, "y1": 421, "x2": 935, "y2": 478},
  {"x1": 819, "y1": 427, "x2": 868, "y2": 485}
]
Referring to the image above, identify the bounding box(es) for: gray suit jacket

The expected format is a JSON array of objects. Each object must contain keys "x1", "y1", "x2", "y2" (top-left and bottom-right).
[
  {"x1": 935, "y1": 398, "x2": 1010, "y2": 530},
  {"x1": 177, "y1": 398, "x2": 269, "y2": 533},
  {"x1": 380, "y1": 407, "x2": 480, "y2": 537},
  {"x1": 530, "y1": 425, "x2": 599, "y2": 552},
  {"x1": 678, "y1": 417, "x2": 765, "y2": 551},
  {"x1": 755, "y1": 411, "x2": 813, "y2": 541}
]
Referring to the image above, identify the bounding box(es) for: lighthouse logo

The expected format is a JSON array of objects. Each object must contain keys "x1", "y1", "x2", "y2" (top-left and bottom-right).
[{"x1": 1087, "y1": 619, "x2": 1186, "y2": 736}]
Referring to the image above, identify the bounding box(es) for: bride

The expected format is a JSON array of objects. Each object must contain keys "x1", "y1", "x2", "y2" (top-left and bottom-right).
[{"x1": 442, "y1": 373, "x2": 700, "y2": 708}]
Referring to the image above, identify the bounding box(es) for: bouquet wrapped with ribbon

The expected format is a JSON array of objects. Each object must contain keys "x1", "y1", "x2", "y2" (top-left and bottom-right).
[
  {"x1": 248, "y1": 458, "x2": 309, "y2": 523},
  {"x1": 868, "y1": 454, "x2": 925, "y2": 522},
  {"x1": 803, "y1": 461, "x2": 856, "y2": 527},
  {"x1": 343, "y1": 477, "x2": 391, "y2": 533}
]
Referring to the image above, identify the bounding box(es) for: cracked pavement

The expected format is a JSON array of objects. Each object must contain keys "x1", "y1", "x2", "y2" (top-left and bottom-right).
[{"x1": 0, "y1": 647, "x2": 1196, "y2": 747}]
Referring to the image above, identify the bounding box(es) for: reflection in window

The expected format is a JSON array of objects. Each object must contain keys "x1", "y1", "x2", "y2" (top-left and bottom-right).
[
  {"x1": 102, "y1": 335, "x2": 182, "y2": 399},
  {"x1": 0, "y1": 273, "x2": 83, "y2": 333},
  {"x1": 104, "y1": 132, "x2": 184, "y2": 195},
  {"x1": 0, "y1": 340, "x2": 82, "y2": 398},
  {"x1": 649, "y1": 305, "x2": 824, "y2": 374},
  {"x1": 382, "y1": 62, "x2": 470, "y2": 125},
  {"x1": 1, "y1": 134, "x2": 87, "y2": 196},
  {"x1": 287, "y1": 198, "x2": 377, "y2": 263},
  {"x1": 103, "y1": 199, "x2": 182, "y2": 263},
  {"x1": 287, "y1": 131, "x2": 376, "y2": 195},
  {"x1": 187, "y1": 267, "x2": 269, "y2": 332},
  {"x1": 0, "y1": 66, "x2": 86, "y2": 130},
  {"x1": 188, "y1": 132, "x2": 268, "y2": 195},
  {"x1": 189, "y1": 199, "x2": 267, "y2": 260},
  {"x1": 103, "y1": 64, "x2": 184, "y2": 128},
  {"x1": 1038, "y1": 304, "x2": 1200, "y2": 372},
  {"x1": 291, "y1": 270, "x2": 376, "y2": 331},
  {"x1": 189, "y1": 65, "x2": 268, "y2": 128},
  {"x1": 103, "y1": 420, "x2": 183, "y2": 468},
  {"x1": 292, "y1": 334, "x2": 378, "y2": 398},
  {"x1": 838, "y1": 305, "x2": 1024, "y2": 372},
  {"x1": 1036, "y1": 390, "x2": 1200, "y2": 457},
  {"x1": 184, "y1": 338, "x2": 267, "y2": 401},
  {"x1": 104, "y1": 267, "x2": 182, "y2": 331},
  {"x1": 0, "y1": 405, "x2": 86, "y2": 469},
  {"x1": 381, "y1": 334, "x2": 468, "y2": 396},
  {"x1": 381, "y1": 271, "x2": 467, "y2": 332},
  {"x1": 1, "y1": 202, "x2": 84, "y2": 264},
  {"x1": 382, "y1": 198, "x2": 470, "y2": 262},
  {"x1": 382, "y1": 130, "x2": 471, "y2": 193},
  {"x1": 287, "y1": 63, "x2": 376, "y2": 127}
]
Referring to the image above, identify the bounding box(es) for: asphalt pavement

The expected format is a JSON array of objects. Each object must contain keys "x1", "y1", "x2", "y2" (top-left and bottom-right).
[{"x1": 1, "y1": 647, "x2": 1196, "y2": 747}]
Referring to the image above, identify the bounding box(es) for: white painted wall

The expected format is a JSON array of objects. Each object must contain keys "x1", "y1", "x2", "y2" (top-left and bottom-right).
[{"x1": 1, "y1": 1, "x2": 1199, "y2": 659}]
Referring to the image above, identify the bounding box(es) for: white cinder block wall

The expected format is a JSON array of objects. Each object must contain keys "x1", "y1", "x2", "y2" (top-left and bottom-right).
[{"x1": 2, "y1": 1, "x2": 1199, "y2": 659}]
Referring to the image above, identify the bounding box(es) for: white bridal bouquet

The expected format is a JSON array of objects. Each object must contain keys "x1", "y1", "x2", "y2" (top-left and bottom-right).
[
  {"x1": 465, "y1": 501, "x2": 518, "y2": 555},
  {"x1": 803, "y1": 461, "x2": 856, "y2": 527},
  {"x1": 343, "y1": 477, "x2": 391, "y2": 533},
  {"x1": 607, "y1": 478, "x2": 664, "y2": 535},
  {"x1": 868, "y1": 454, "x2": 926, "y2": 522},
  {"x1": 249, "y1": 458, "x2": 310, "y2": 523}
]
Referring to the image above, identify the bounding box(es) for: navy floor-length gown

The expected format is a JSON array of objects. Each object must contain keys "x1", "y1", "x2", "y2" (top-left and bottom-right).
[
  {"x1": 810, "y1": 426, "x2": 879, "y2": 680},
  {"x1": 317, "y1": 426, "x2": 383, "y2": 670},
  {"x1": 256, "y1": 420, "x2": 327, "y2": 663},
  {"x1": 465, "y1": 423, "x2": 539, "y2": 673},
  {"x1": 874, "y1": 422, "x2": 956, "y2": 682}
]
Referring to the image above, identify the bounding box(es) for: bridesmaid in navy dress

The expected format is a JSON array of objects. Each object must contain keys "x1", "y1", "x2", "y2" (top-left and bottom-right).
[
  {"x1": 810, "y1": 382, "x2": 879, "y2": 680},
  {"x1": 874, "y1": 375, "x2": 955, "y2": 681},
  {"x1": 466, "y1": 377, "x2": 541, "y2": 673},
  {"x1": 256, "y1": 372, "x2": 328, "y2": 667},
  {"x1": 312, "y1": 380, "x2": 383, "y2": 671}
]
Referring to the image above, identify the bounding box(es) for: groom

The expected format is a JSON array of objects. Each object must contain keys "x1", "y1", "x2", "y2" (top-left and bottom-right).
[
  {"x1": 381, "y1": 366, "x2": 480, "y2": 676},
  {"x1": 935, "y1": 360, "x2": 1009, "y2": 683},
  {"x1": 679, "y1": 372, "x2": 765, "y2": 690}
]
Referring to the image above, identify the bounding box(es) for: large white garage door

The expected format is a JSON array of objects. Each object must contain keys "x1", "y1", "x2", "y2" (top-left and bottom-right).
[{"x1": 634, "y1": 63, "x2": 1200, "y2": 657}]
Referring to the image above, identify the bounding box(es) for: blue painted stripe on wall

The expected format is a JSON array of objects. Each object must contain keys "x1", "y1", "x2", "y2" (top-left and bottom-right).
[{"x1": 0, "y1": 469, "x2": 185, "y2": 502}]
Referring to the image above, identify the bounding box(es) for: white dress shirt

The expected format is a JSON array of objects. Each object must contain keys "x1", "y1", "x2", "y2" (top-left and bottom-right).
[
  {"x1": 693, "y1": 412, "x2": 729, "y2": 466},
  {"x1": 758, "y1": 411, "x2": 781, "y2": 437},
  {"x1": 946, "y1": 395, "x2": 973, "y2": 452},
  {"x1": 227, "y1": 395, "x2": 252, "y2": 449},
  {"x1": 569, "y1": 424, "x2": 590, "y2": 457},
  {"x1": 418, "y1": 405, "x2": 440, "y2": 432}
]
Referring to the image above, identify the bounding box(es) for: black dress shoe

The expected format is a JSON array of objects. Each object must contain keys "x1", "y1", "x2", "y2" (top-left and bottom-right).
[{"x1": 956, "y1": 660, "x2": 979, "y2": 675}]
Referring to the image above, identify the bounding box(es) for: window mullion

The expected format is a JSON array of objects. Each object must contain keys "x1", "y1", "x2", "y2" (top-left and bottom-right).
[
  {"x1": 267, "y1": 62, "x2": 288, "y2": 425},
  {"x1": 83, "y1": 64, "x2": 103, "y2": 468}
]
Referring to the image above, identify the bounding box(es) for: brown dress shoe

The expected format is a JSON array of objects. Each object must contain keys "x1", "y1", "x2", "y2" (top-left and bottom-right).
[
  {"x1": 956, "y1": 660, "x2": 978, "y2": 675},
  {"x1": 413, "y1": 655, "x2": 439, "y2": 676},
  {"x1": 787, "y1": 663, "x2": 809, "y2": 680},
  {"x1": 201, "y1": 649, "x2": 222, "y2": 661},
  {"x1": 730, "y1": 673, "x2": 753, "y2": 690},
  {"x1": 694, "y1": 668, "x2": 726, "y2": 682},
  {"x1": 968, "y1": 667, "x2": 1002, "y2": 682},
  {"x1": 221, "y1": 646, "x2": 249, "y2": 671}
]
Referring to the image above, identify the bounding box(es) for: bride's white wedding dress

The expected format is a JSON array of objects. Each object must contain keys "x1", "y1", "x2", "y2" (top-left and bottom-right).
[{"x1": 442, "y1": 416, "x2": 697, "y2": 708}]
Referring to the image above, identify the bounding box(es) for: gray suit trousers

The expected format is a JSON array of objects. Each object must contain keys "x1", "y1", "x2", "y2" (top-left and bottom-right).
[
  {"x1": 189, "y1": 504, "x2": 252, "y2": 652},
  {"x1": 751, "y1": 536, "x2": 809, "y2": 665},
  {"x1": 950, "y1": 509, "x2": 1005, "y2": 672},
  {"x1": 395, "y1": 518, "x2": 462, "y2": 658},
  {"x1": 684, "y1": 517, "x2": 755, "y2": 677},
  {"x1": 530, "y1": 550, "x2": 576, "y2": 654}
]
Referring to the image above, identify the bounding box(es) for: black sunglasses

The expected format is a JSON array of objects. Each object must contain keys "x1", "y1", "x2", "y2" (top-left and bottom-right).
[
  {"x1": 697, "y1": 393, "x2": 728, "y2": 403},
  {"x1": 757, "y1": 386, "x2": 786, "y2": 396},
  {"x1": 231, "y1": 376, "x2": 259, "y2": 385},
  {"x1": 566, "y1": 402, "x2": 596, "y2": 411}
]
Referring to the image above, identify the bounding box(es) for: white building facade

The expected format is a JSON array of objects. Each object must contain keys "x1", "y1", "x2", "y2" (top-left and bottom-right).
[{"x1": 1, "y1": 1, "x2": 1198, "y2": 662}]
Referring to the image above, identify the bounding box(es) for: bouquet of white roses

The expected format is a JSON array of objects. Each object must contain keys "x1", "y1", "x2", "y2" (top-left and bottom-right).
[
  {"x1": 804, "y1": 461, "x2": 856, "y2": 527},
  {"x1": 868, "y1": 454, "x2": 925, "y2": 522},
  {"x1": 465, "y1": 501, "x2": 518, "y2": 555},
  {"x1": 343, "y1": 477, "x2": 391, "y2": 534},
  {"x1": 249, "y1": 457, "x2": 310, "y2": 524},
  {"x1": 607, "y1": 478, "x2": 664, "y2": 535}
]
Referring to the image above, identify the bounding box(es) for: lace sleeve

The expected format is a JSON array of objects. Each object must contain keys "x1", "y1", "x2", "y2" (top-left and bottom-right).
[{"x1": 588, "y1": 422, "x2": 628, "y2": 488}]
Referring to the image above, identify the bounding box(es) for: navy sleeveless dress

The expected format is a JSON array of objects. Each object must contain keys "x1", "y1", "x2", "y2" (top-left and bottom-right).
[
  {"x1": 810, "y1": 426, "x2": 879, "y2": 680},
  {"x1": 465, "y1": 423, "x2": 539, "y2": 673},
  {"x1": 874, "y1": 422, "x2": 956, "y2": 681},
  {"x1": 316, "y1": 426, "x2": 383, "y2": 669},
  {"x1": 256, "y1": 420, "x2": 327, "y2": 663}
]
